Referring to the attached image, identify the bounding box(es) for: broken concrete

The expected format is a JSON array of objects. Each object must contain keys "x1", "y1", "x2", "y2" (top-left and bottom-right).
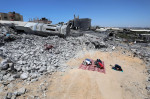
[
  {"x1": 0, "y1": 24, "x2": 150, "y2": 98},
  {"x1": 0, "y1": 31, "x2": 108, "y2": 83}
]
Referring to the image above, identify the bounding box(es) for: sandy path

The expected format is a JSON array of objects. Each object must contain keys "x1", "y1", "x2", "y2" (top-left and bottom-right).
[{"x1": 47, "y1": 49, "x2": 147, "y2": 99}]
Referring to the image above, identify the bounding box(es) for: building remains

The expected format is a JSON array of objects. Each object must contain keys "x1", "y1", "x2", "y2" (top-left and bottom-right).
[
  {"x1": 0, "y1": 12, "x2": 70, "y2": 37},
  {"x1": 29, "y1": 17, "x2": 52, "y2": 24},
  {"x1": 69, "y1": 15, "x2": 91, "y2": 30},
  {"x1": 0, "y1": 12, "x2": 23, "y2": 21},
  {"x1": 139, "y1": 34, "x2": 150, "y2": 42},
  {"x1": 0, "y1": 20, "x2": 70, "y2": 37}
]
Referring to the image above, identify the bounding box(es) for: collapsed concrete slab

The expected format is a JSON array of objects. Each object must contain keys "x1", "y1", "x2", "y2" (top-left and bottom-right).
[{"x1": 0, "y1": 20, "x2": 70, "y2": 37}]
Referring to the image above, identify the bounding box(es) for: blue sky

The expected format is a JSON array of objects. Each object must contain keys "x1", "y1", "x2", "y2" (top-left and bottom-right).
[{"x1": 0, "y1": 0, "x2": 150, "y2": 27}]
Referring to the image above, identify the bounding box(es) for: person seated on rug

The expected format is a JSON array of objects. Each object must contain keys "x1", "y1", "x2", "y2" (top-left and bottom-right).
[
  {"x1": 82, "y1": 59, "x2": 92, "y2": 65},
  {"x1": 112, "y1": 64, "x2": 123, "y2": 72},
  {"x1": 95, "y1": 59, "x2": 104, "y2": 69}
]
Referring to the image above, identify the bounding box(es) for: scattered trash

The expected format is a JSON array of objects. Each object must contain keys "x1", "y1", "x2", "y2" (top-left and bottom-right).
[
  {"x1": 44, "y1": 44, "x2": 53, "y2": 50},
  {"x1": 6, "y1": 33, "x2": 10, "y2": 37}
]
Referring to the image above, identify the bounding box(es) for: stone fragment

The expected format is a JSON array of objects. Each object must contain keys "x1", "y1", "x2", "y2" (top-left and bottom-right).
[
  {"x1": 146, "y1": 85, "x2": 150, "y2": 91},
  {"x1": 0, "y1": 71, "x2": 7, "y2": 75},
  {"x1": 147, "y1": 69, "x2": 150, "y2": 74},
  {"x1": 14, "y1": 87, "x2": 26, "y2": 96},
  {"x1": 0, "y1": 85, "x2": 4, "y2": 93},
  {"x1": 5, "y1": 92, "x2": 12, "y2": 99},
  {"x1": 0, "y1": 63, "x2": 9, "y2": 70},
  {"x1": 13, "y1": 73, "x2": 20, "y2": 79},
  {"x1": 38, "y1": 67, "x2": 47, "y2": 73},
  {"x1": 20, "y1": 73, "x2": 28, "y2": 80}
]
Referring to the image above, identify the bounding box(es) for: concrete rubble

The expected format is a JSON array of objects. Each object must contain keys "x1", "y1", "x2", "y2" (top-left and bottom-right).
[
  {"x1": 0, "y1": 31, "x2": 108, "y2": 84},
  {"x1": 0, "y1": 25, "x2": 150, "y2": 98},
  {"x1": 4, "y1": 87, "x2": 26, "y2": 99},
  {"x1": 129, "y1": 44, "x2": 150, "y2": 96}
]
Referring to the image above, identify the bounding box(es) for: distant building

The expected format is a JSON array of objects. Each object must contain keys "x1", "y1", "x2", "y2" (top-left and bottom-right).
[
  {"x1": 0, "y1": 12, "x2": 23, "y2": 21},
  {"x1": 29, "y1": 17, "x2": 52, "y2": 24},
  {"x1": 69, "y1": 15, "x2": 91, "y2": 30}
]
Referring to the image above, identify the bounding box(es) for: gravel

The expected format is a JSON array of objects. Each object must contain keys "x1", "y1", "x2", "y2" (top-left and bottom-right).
[
  {"x1": 0, "y1": 27, "x2": 150, "y2": 97},
  {"x1": 20, "y1": 72, "x2": 28, "y2": 80},
  {"x1": 0, "y1": 33, "x2": 108, "y2": 83},
  {"x1": 14, "y1": 87, "x2": 26, "y2": 96}
]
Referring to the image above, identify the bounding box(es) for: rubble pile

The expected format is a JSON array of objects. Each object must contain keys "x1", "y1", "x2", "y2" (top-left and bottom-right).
[
  {"x1": 0, "y1": 24, "x2": 19, "y2": 46},
  {"x1": 0, "y1": 24, "x2": 149, "y2": 98},
  {"x1": 0, "y1": 33, "x2": 107, "y2": 82},
  {"x1": 113, "y1": 41, "x2": 150, "y2": 95},
  {"x1": 129, "y1": 43, "x2": 150, "y2": 95},
  {"x1": 130, "y1": 44, "x2": 150, "y2": 64}
]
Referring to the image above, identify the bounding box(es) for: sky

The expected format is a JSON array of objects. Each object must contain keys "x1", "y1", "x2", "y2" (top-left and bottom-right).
[{"x1": 0, "y1": 0, "x2": 150, "y2": 27}]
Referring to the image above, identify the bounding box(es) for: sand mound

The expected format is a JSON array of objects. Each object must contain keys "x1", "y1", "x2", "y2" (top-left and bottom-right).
[
  {"x1": 0, "y1": 49, "x2": 147, "y2": 99},
  {"x1": 47, "y1": 50, "x2": 147, "y2": 99}
]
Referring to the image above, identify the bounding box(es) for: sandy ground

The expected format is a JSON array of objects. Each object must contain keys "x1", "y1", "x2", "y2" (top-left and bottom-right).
[
  {"x1": 0, "y1": 48, "x2": 148, "y2": 99},
  {"x1": 47, "y1": 49, "x2": 147, "y2": 99}
]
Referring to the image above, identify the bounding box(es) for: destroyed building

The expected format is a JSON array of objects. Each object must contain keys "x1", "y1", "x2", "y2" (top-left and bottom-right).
[
  {"x1": 0, "y1": 12, "x2": 23, "y2": 21},
  {"x1": 139, "y1": 34, "x2": 150, "y2": 42},
  {"x1": 69, "y1": 15, "x2": 91, "y2": 30},
  {"x1": 29, "y1": 17, "x2": 52, "y2": 24}
]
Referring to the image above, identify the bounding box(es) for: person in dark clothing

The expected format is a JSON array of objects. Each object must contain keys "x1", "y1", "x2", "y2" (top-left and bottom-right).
[
  {"x1": 95, "y1": 59, "x2": 104, "y2": 69},
  {"x1": 112, "y1": 64, "x2": 123, "y2": 71}
]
